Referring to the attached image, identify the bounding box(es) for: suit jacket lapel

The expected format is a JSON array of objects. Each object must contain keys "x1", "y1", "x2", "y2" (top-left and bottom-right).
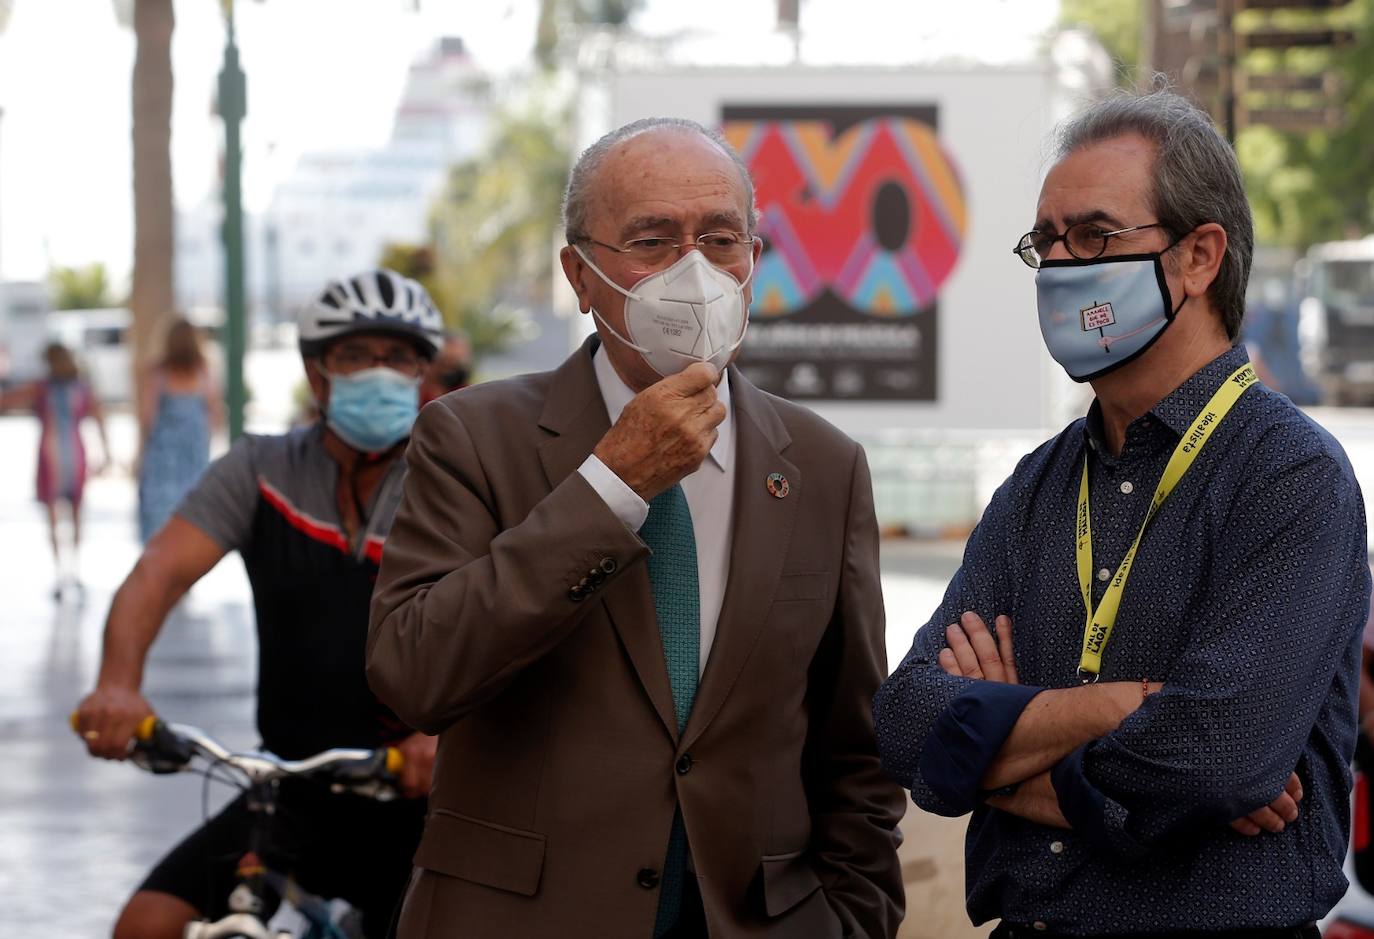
[
  {"x1": 683, "y1": 369, "x2": 798, "y2": 751},
  {"x1": 536, "y1": 337, "x2": 681, "y2": 744}
]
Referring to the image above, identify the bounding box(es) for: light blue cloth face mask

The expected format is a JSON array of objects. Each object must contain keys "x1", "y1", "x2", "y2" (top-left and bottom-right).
[
  {"x1": 323, "y1": 366, "x2": 420, "y2": 452},
  {"x1": 1036, "y1": 252, "x2": 1185, "y2": 382}
]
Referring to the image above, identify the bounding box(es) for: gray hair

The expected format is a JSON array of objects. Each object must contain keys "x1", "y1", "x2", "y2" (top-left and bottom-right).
[
  {"x1": 1054, "y1": 86, "x2": 1254, "y2": 340},
  {"x1": 562, "y1": 117, "x2": 760, "y2": 244}
]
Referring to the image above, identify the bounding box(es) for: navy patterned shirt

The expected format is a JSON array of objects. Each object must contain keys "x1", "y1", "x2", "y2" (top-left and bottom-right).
[{"x1": 874, "y1": 346, "x2": 1371, "y2": 933}]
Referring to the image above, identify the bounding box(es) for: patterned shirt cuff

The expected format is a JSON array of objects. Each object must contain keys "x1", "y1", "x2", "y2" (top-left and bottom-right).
[
  {"x1": 577, "y1": 454, "x2": 649, "y2": 531},
  {"x1": 1051, "y1": 743, "x2": 1146, "y2": 860},
  {"x1": 918, "y1": 681, "x2": 1043, "y2": 815}
]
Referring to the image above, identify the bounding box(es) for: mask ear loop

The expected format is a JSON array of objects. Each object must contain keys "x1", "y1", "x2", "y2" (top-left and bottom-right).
[{"x1": 572, "y1": 244, "x2": 655, "y2": 355}]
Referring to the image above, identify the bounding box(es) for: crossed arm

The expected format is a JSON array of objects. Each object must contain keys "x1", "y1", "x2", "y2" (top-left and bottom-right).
[{"x1": 938, "y1": 611, "x2": 1303, "y2": 836}]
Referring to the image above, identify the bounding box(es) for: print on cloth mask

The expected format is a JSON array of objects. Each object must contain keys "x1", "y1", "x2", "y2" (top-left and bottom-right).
[
  {"x1": 1036, "y1": 251, "x2": 1187, "y2": 383},
  {"x1": 322, "y1": 366, "x2": 420, "y2": 453},
  {"x1": 574, "y1": 245, "x2": 754, "y2": 377}
]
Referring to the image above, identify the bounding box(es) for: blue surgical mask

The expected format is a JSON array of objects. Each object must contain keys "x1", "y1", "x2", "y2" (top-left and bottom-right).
[
  {"x1": 322, "y1": 366, "x2": 419, "y2": 452},
  {"x1": 1036, "y1": 252, "x2": 1186, "y2": 382}
]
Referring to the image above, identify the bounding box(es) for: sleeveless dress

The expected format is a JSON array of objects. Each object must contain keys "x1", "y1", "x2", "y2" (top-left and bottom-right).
[
  {"x1": 34, "y1": 379, "x2": 93, "y2": 507},
  {"x1": 138, "y1": 371, "x2": 211, "y2": 542}
]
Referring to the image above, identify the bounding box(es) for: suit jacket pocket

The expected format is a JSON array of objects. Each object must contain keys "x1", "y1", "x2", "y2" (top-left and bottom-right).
[
  {"x1": 775, "y1": 572, "x2": 831, "y2": 603},
  {"x1": 414, "y1": 808, "x2": 546, "y2": 897},
  {"x1": 758, "y1": 850, "x2": 823, "y2": 917}
]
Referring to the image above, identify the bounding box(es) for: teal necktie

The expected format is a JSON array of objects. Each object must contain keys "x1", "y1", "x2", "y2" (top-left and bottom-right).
[{"x1": 641, "y1": 485, "x2": 699, "y2": 937}]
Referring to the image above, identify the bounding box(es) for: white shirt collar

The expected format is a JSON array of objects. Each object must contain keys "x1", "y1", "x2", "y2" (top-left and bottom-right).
[{"x1": 591, "y1": 344, "x2": 734, "y2": 474}]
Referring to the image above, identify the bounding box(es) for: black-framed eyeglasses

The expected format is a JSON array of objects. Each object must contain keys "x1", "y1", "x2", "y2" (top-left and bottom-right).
[
  {"x1": 324, "y1": 345, "x2": 423, "y2": 375},
  {"x1": 1013, "y1": 222, "x2": 1167, "y2": 269},
  {"x1": 577, "y1": 231, "x2": 760, "y2": 268}
]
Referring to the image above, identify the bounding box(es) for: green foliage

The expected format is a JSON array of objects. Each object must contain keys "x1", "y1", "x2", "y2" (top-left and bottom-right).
[
  {"x1": 1239, "y1": 0, "x2": 1374, "y2": 247},
  {"x1": 381, "y1": 93, "x2": 572, "y2": 364},
  {"x1": 1060, "y1": 0, "x2": 1141, "y2": 80},
  {"x1": 48, "y1": 263, "x2": 118, "y2": 310}
]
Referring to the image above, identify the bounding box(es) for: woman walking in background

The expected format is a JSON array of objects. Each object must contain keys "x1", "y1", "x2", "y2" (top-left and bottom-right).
[
  {"x1": 137, "y1": 318, "x2": 220, "y2": 542},
  {"x1": 0, "y1": 343, "x2": 111, "y2": 597}
]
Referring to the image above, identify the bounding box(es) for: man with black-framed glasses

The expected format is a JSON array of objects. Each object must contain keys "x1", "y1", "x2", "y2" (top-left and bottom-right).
[
  {"x1": 876, "y1": 89, "x2": 1369, "y2": 938},
  {"x1": 369, "y1": 116, "x2": 904, "y2": 938}
]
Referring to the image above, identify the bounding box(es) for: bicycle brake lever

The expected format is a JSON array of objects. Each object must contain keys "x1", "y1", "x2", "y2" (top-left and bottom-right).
[{"x1": 129, "y1": 719, "x2": 196, "y2": 774}]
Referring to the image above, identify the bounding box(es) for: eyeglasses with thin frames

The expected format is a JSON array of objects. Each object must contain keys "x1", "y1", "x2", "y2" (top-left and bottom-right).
[{"x1": 576, "y1": 231, "x2": 760, "y2": 269}]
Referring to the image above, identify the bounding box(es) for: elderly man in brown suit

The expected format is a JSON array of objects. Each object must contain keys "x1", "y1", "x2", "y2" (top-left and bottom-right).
[{"x1": 367, "y1": 117, "x2": 904, "y2": 939}]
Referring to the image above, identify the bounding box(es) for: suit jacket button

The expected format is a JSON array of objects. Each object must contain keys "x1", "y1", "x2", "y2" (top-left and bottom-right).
[
  {"x1": 675, "y1": 753, "x2": 693, "y2": 775},
  {"x1": 568, "y1": 585, "x2": 586, "y2": 602},
  {"x1": 588, "y1": 569, "x2": 606, "y2": 586},
  {"x1": 600, "y1": 557, "x2": 617, "y2": 574},
  {"x1": 637, "y1": 868, "x2": 660, "y2": 889}
]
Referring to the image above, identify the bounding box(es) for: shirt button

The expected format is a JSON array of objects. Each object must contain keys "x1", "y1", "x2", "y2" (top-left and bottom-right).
[
  {"x1": 1097, "y1": 568, "x2": 1111, "y2": 582},
  {"x1": 1050, "y1": 840, "x2": 1065, "y2": 855},
  {"x1": 1120, "y1": 480, "x2": 1134, "y2": 494}
]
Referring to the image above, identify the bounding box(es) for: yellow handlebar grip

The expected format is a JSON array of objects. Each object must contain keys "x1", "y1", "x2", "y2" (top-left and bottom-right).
[
  {"x1": 385, "y1": 747, "x2": 405, "y2": 775},
  {"x1": 135, "y1": 714, "x2": 159, "y2": 742}
]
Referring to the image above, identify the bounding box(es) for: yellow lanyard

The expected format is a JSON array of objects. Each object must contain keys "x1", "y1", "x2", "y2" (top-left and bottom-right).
[{"x1": 1075, "y1": 363, "x2": 1257, "y2": 681}]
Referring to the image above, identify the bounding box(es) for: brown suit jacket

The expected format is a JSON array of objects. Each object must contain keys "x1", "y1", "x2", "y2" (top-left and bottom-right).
[{"x1": 368, "y1": 338, "x2": 904, "y2": 938}]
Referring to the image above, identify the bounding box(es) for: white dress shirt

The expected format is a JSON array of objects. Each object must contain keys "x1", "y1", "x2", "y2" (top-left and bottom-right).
[{"x1": 576, "y1": 347, "x2": 736, "y2": 677}]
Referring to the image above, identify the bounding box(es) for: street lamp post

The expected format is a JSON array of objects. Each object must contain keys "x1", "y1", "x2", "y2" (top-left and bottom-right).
[{"x1": 218, "y1": 0, "x2": 247, "y2": 440}]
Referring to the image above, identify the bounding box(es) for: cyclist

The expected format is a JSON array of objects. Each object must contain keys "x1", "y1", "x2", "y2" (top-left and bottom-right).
[{"x1": 73, "y1": 269, "x2": 444, "y2": 939}]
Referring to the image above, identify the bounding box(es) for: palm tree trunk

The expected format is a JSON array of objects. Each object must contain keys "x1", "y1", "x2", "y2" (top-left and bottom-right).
[{"x1": 130, "y1": 0, "x2": 175, "y2": 404}]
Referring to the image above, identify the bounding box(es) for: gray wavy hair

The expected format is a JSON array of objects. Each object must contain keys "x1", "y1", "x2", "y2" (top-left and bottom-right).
[
  {"x1": 1054, "y1": 87, "x2": 1254, "y2": 340},
  {"x1": 561, "y1": 117, "x2": 760, "y2": 244}
]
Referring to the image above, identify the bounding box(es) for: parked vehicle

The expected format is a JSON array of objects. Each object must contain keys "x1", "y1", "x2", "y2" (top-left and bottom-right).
[{"x1": 1297, "y1": 237, "x2": 1374, "y2": 406}]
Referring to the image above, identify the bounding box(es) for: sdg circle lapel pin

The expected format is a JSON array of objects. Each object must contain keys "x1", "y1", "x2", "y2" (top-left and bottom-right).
[{"x1": 766, "y1": 473, "x2": 790, "y2": 499}]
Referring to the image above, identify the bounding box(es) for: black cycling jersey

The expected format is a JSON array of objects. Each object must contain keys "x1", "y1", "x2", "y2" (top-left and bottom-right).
[{"x1": 175, "y1": 422, "x2": 410, "y2": 759}]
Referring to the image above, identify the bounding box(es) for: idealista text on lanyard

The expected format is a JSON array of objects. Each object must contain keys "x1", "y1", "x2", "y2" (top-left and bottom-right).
[{"x1": 1075, "y1": 363, "x2": 1258, "y2": 682}]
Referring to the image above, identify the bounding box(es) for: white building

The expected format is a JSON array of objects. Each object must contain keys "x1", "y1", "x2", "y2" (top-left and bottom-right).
[{"x1": 176, "y1": 37, "x2": 494, "y2": 326}]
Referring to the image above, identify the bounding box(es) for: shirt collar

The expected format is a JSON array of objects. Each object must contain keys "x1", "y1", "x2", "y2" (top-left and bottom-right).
[
  {"x1": 1083, "y1": 344, "x2": 1250, "y2": 451},
  {"x1": 591, "y1": 344, "x2": 734, "y2": 474}
]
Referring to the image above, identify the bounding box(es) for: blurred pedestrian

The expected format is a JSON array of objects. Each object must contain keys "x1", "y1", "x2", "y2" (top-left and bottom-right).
[
  {"x1": 875, "y1": 88, "x2": 1367, "y2": 938},
  {"x1": 137, "y1": 318, "x2": 222, "y2": 542},
  {"x1": 0, "y1": 342, "x2": 111, "y2": 598},
  {"x1": 418, "y1": 331, "x2": 471, "y2": 405}
]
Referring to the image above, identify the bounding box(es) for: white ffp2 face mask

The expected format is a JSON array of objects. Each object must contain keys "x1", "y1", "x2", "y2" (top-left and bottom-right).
[{"x1": 574, "y1": 246, "x2": 753, "y2": 378}]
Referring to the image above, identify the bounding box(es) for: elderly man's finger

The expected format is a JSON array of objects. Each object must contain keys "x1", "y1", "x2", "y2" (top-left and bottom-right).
[
  {"x1": 945, "y1": 624, "x2": 983, "y2": 679},
  {"x1": 1285, "y1": 772, "x2": 1304, "y2": 803},
  {"x1": 1229, "y1": 817, "x2": 1262, "y2": 837}
]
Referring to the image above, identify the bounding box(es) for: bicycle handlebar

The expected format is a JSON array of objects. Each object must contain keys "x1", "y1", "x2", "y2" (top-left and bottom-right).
[{"x1": 72, "y1": 711, "x2": 404, "y2": 799}]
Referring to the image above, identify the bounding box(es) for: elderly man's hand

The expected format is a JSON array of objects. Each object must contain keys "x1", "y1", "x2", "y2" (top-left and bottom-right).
[{"x1": 594, "y1": 362, "x2": 727, "y2": 501}]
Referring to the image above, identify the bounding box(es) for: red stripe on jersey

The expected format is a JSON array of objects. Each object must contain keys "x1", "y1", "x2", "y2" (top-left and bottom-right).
[{"x1": 257, "y1": 476, "x2": 349, "y2": 554}]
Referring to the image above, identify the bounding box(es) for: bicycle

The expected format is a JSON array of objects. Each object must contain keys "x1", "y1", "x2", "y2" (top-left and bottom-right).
[{"x1": 80, "y1": 714, "x2": 404, "y2": 939}]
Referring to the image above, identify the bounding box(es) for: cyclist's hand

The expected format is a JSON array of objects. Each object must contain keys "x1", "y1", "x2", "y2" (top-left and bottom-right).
[
  {"x1": 73, "y1": 685, "x2": 153, "y2": 760},
  {"x1": 395, "y1": 732, "x2": 437, "y2": 799}
]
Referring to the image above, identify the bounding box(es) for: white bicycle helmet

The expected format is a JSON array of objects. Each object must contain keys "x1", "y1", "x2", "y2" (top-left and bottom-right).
[{"x1": 298, "y1": 268, "x2": 445, "y2": 358}]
